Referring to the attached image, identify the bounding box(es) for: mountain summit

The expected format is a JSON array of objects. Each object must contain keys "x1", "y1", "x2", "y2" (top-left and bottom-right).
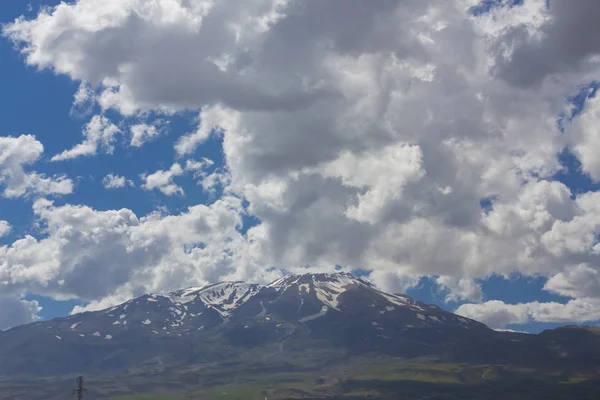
[
  {"x1": 44, "y1": 272, "x2": 484, "y2": 341},
  {"x1": 1, "y1": 272, "x2": 599, "y2": 384}
]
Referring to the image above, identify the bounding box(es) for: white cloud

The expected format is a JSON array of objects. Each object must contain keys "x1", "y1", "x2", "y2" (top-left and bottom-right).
[
  {"x1": 488, "y1": 0, "x2": 600, "y2": 87},
  {"x1": 539, "y1": 190, "x2": 600, "y2": 258},
  {"x1": 70, "y1": 83, "x2": 96, "y2": 117},
  {"x1": 176, "y1": 105, "x2": 233, "y2": 156},
  {"x1": 102, "y1": 173, "x2": 133, "y2": 189},
  {"x1": 456, "y1": 300, "x2": 530, "y2": 329},
  {"x1": 141, "y1": 163, "x2": 185, "y2": 196},
  {"x1": 544, "y1": 264, "x2": 600, "y2": 300},
  {"x1": 5, "y1": 0, "x2": 600, "y2": 327},
  {"x1": 200, "y1": 169, "x2": 231, "y2": 195},
  {"x1": 436, "y1": 276, "x2": 483, "y2": 303},
  {"x1": 3, "y1": 1, "x2": 576, "y2": 277},
  {"x1": 52, "y1": 115, "x2": 121, "y2": 161},
  {"x1": 484, "y1": 180, "x2": 575, "y2": 237},
  {"x1": 0, "y1": 134, "x2": 73, "y2": 198},
  {"x1": 0, "y1": 197, "x2": 266, "y2": 310},
  {"x1": 456, "y1": 298, "x2": 600, "y2": 330},
  {"x1": 185, "y1": 158, "x2": 214, "y2": 173},
  {"x1": 130, "y1": 123, "x2": 162, "y2": 147},
  {"x1": 71, "y1": 291, "x2": 135, "y2": 314},
  {"x1": 0, "y1": 297, "x2": 42, "y2": 331},
  {"x1": 184, "y1": 158, "x2": 229, "y2": 194},
  {"x1": 0, "y1": 221, "x2": 11, "y2": 238},
  {"x1": 566, "y1": 94, "x2": 600, "y2": 181},
  {"x1": 321, "y1": 144, "x2": 425, "y2": 224},
  {"x1": 3, "y1": 0, "x2": 325, "y2": 115},
  {"x1": 368, "y1": 270, "x2": 421, "y2": 296}
]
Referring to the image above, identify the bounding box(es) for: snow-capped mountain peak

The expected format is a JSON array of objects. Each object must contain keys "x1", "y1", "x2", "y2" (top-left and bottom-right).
[
  {"x1": 3, "y1": 275, "x2": 600, "y2": 386},
  {"x1": 268, "y1": 271, "x2": 372, "y2": 288},
  {"x1": 11, "y1": 272, "x2": 485, "y2": 360},
  {"x1": 168, "y1": 281, "x2": 263, "y2": 317}
]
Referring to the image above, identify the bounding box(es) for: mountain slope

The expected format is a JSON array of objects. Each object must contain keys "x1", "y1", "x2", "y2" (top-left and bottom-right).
[{"x1": 0, "y1": 272, "x2": 599, "y2": 382}]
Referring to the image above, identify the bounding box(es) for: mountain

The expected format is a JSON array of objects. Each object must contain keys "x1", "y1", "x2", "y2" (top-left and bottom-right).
[
  {"x1": 1, "y1": 272, "x2": 600, "y2": 399},
  {"x1": 0, "y1": 273, "x2": 485, "y2": 374}
]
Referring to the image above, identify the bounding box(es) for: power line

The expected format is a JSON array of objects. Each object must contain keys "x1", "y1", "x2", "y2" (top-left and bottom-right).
[{"x1": 73, "y1": 376, "x2": 87, "y2": 400}]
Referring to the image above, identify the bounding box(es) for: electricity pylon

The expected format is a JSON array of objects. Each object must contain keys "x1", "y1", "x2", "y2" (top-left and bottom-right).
[{"x1": 73, "y1": 376, "x2": 87, "y2": 400}]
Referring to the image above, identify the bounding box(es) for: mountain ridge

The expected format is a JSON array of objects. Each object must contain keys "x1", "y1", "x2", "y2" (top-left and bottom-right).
[
  {"x1": 0, "y1": 272, "x2": 490, "y2": 377},
  {"x1": 2, "y1": 272, "x2": 600, "y2": 400},
  {"x1": 72, "y1": 271, "x2": 485, "y2": 335}
]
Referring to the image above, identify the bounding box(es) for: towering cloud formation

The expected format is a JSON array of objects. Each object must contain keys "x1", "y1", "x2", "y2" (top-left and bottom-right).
[{"x1": 3, "y1": 0, "x2": 600, "y2": 328}]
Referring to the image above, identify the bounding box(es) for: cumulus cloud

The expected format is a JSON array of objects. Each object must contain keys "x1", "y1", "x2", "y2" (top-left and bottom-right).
[
  {"x1": 0, "y1": 134, "x2": 73, "y2": 198},
  {"x1": 130, "y1": 123, "x2": 162, "y2": 147},
  {"x1": 490, "y1": 0, "x2": 600, "y2": 87},
  {"x1": 102, "y1": 173, "x2": 134, "y2": 189},
  {"x1": 3, "y1": 0, "x2": 328, "y2": 115},
  {"x1": 544, "y1": 264, "x2": 600, "y2": 299},
  {"x1": 0, "y1": 197, "x2": 267, "y2": 311},
  {"x1": 539, "y1": 190, "x2": 600, "y2": 259},
  {"x1": 565, "y1": 94, "x2": 600, "y2": 181},
  {"x1": 0, "y1": 297, "x2": 42, "y2": 331},
  {"x1": 456, "y1": 300, "x2": 530, "y2": 329},
  {"x1": 52, "y1": 115, "x2": 121, "y2": 161},
  {"x1": 456, "y1": 298, "x2": 600, "y2": 329},
  {"x1": 322, "y1": 144, "x2": 425, "y2": 224},
  {"x1": 184, "y1": 158, "x2": 230, "y2": 194},
  {"x1": 0, "y1": 221, "x2": 11, "y2": 238},
  {"x1": 368, "y1": 270, "x2": 421, "y2": 296},
  {"x1": 70, "y1": 83, "x2": 96, "y2": 117},
  {"x1": 141, "y1": 163, "x2": 185, "y2": 196},
  {"x1": 4, "y1": 0, "x2": 600, "y2": 328},
  {"x1": 436, "y1": 276, "x2": 483, "y2": 303},
  {"x1": 176, "y1": 105, "x2": 232, "y2": 156}
]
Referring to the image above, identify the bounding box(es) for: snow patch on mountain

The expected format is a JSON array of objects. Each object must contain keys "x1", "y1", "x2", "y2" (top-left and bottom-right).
[
  {"x1": 270, "y1": 272, "x2": 376, "y2": 311},
  {"x1": 196, "y1": 282, "x2": 261, "y2": 312},
  {"x1": 299, "y1": 306, "x2": 328, "y2": 322},
  {"x1": 154, "y1": 281, "x2": 263, "y2": 318},
  {"x1": 40, "y1": 273, "x2": 486, "y2": 341},
  {"x1": 381, "y1": 292, "x2": 424, "y2": 311},
  {"x1": 257, "y1": 301, "x2": 267, "y2": 317}
]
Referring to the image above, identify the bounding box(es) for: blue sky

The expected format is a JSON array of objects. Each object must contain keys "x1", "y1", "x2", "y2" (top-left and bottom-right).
[
  {"x1": 1, "y1": 0, "x2": 600, "y2": 333},
  {"x1": 0, "y1": 1, "x2": 227, "y2": 318}
]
